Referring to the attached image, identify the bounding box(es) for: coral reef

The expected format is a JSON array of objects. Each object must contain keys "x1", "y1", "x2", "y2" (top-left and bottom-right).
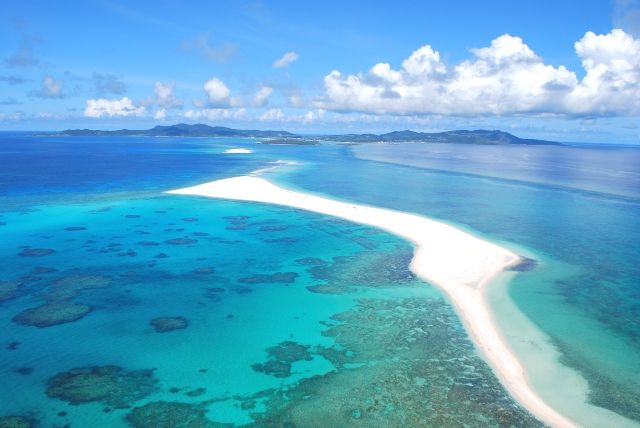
[
  {"x1": 0, "y1": 281, "x2": 20, "y2": 302},
  {"x1": 243, "y1": 298, "x2": 544, "y2": 427},
  {"x1": 238, "y1": 272, "x2": 298, "y2": 284},
  {"x1": 18, "y1": 248, "x2": 55, "y2": 257},
  {"x1": 126, "y1": 401, "x2": 228, "y2": 428},
  {"x1": 150, "y1": 316, "x2": 188, "y2": 333},
  {"x1": 0, "y1": 416, "x2": 35, "y2": 428},
  {"x1": 13, "y1": 302, "x2": 91, "y2": 327},
  {"x1": 46, "y1": 365, "x2": 158, "y2": 408},
  {"x1": 13, "y1": 275, "x2": 111, "y2": 327},
  {"x1": 252, "y1": 341, "x2": 313, "y2": 378},
  {"x1": 165, "y1": 238, "x2": 198, "y2": 245}
]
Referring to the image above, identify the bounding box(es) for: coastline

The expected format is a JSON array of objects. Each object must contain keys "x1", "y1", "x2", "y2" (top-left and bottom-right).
[{"x1": 167, "y1": 175, "x2": 576, "y2": 428}]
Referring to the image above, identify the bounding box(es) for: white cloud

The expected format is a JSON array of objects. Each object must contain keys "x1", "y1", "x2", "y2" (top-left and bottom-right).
[
  {"x1": 203, "y1": 77, "x2": 232, "y2": 106},
  {"x1": 253, "y1": 86, "x2": 273, "y2": 106},
  {"x1": 318, "y1": 30, "x2": 640, "y2": 117},
  {"x1": 259, "y1": 108, "x2": 285, "y2": 121},
  {"x1": 154, "y1": 81, "x2": 182, "y2": 108},
  {"x1": 183, "y1": 107, "x2": 245, "y2": 121},
  {"x1": 273, "y1": 51, "x2": 299, "y2": 68},
  {"x1": 303, "y1": 109, "x2": 325, "y2": 124},
  {"x1": 84, "y1": 97, "x2": 146, "y2": 118},
  {"x1": 154, "y1": 108, "x2": 167, "y2": 120},
  {"x1": 35, "y1": 76, "x2": 65, "y2": 98}
]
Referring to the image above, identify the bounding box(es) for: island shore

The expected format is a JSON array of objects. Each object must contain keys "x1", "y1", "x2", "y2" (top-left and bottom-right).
[{"x1": 167, "y1": 175, "x2": 576, "y2": 428}]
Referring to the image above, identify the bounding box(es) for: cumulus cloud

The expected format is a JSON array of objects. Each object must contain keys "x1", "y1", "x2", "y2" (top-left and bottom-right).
[
  {"x1": 92, "y1": 73, "x2": 126, "y2": 96},
  {"x1": 203, "y1": 77, "x2": 231, "y2": 106},
  {"x1": 84, "y1": 97, "x2": 145, "y2": 118},
  {"x1": 318, "y1": 30, "x2": 640, "y2": 117},
  {"x1": 183, "y1": 107, "x2": 245, "y2": 121},
  {"x1": 273, "y1": 51, "x2": 299, "y2": 68},
  {"x1": 259, "y1": 107, "x2": 285, "y2": 121},
  {"x1": 154, "y1": 81, "x2": 182, "y2": 108},
  {"x1": 182, "y1": 33, "x2": 237, "y2": 63},
  {"x1": 154, "y1": 108, "x2": 167, "y2": 120},
  {"x1": 34, "y1": 76, "x2": 65, "y2": 98},
  {"x1": 253, "y1": 86, "x2": 273, "y2": 106}
]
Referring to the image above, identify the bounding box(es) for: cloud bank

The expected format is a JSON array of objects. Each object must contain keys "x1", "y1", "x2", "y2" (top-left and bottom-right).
[
  {"x1": 84, "y1": 97, "x2": 145, "y2": 118},
  {"x1": 318, "y1": 29, "x2": 640, "y2": 117}
]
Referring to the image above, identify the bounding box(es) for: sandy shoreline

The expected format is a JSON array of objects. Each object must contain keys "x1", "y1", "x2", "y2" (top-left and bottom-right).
[{"x1": 167, "y1": 175, "x2": 576, "y2": 428}]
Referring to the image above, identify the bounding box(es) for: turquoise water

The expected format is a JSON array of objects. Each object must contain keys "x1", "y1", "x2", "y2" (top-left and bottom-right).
[{"x1": 1, "y1": 134, "x2": 638, "y2": 427}]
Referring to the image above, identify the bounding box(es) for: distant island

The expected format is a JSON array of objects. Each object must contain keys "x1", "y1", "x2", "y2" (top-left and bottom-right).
[{"x1": 55, "y1": 123, "x2": 563, "y2": 146}]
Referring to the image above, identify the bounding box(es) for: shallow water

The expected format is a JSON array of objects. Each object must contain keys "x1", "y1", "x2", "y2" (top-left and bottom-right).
[{"x1": 1, "y1": 133, "x2": 638, "y2": 427}]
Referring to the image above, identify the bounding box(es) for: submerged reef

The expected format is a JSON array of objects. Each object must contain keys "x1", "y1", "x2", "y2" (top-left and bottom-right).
[
  {"x1": 0, "y1": 281, "x2": 20, "y2": 302},
  {"x1": 150, "y1": 316, "x2": 188, "y2": 333},
  {"x1": 18, "y1": 248, "x2": 55, "y2": 257},
  {"x1": 243, "y1": 298, "x2": 543, "y2": 427},
  {"x1": 126, "y1": 401, "x2": 229, "y2": 428},
  {"x1": 13, "y1": 274, "x2": 111, "y2": 327},
  {"x1": 46, "y1": 365, "x2": 158, "y2": 408},
  {"x1": 252, "y1": 341, "x2": 313, "y2": 378},
  {"x1": 13, "y1": 302, "x2": 90, "y2": 327},
  {"x1": 0, "y1": 416, "x2": 35, "y2": 428},
  {"x1": 304, "y1": 247, "x2": 416, "y2": 294},
  {"x1": 238, "y1": 272, "x2": 298, "y2": 284},
  {"x1": 509, "y1": 257, "x2": 538, "y2": 272},
  {"x1": 165, "y1": 238, "x2": 198, "y2": 245}
]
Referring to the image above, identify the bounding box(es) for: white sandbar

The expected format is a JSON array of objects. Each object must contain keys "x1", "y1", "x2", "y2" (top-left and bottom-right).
[
  {"x1": 224, "y1": 148, "x2": 252, "y2": 154},
  {"x1": 167, "y1": 175, "x2": 576, "y2": 428}
]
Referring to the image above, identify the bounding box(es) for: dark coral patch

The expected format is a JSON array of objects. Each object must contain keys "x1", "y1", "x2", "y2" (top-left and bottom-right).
[
  {"x1": 15, "y1": 367, "x2": 33, "y2": 375},
  {"x1": 185, "y1": 388, "x2": 206, "y2": 397},
  {"x1": 138, "y1": 241, "x2": 160, "y2": 246},
  {"x1": 126, "y1": 401, "x2": 216, "y2": 428},
  {"x1": 259, "y1": 225, "x2": 288, "y2": 232},
  {"x1": 165, "y1": 238, "x2": 198, "y2": 245},
  {"x1": 252, "y1": 341, "x2": 313, "y2": 378},
  {"x1": 264, "y1": 237, "x2": 299, "y2": 244},
  {"x1": 46, "y1": 365, "x2": 158, "y2": 408},
  {"x1": 0, "y1": 281, "x2": 20, "y2": 302},
  {"x1": 295, "y1": 257, "x2": 327, "y2": 266},
  {"x1": 64, "y1": 226, "x2": 86, "y2": 231},
  {"x1": 306, "y1": 284, "x2": 355, "y2": 295},
  {"x1": 238, "y1": 272, "x2": 298, "y2": 284},
  {"x1": 125, "y1": 214, "x2": 140, "y2": 219},
  {"x1": 154, "y1": 253, "x2": 169, "y2": 259},
  {"x1": 13, "y1": 302, "x2": 91, "y2": 328},
  {"x1": 0, "y1": 415, "x2": 36, "y2": 428},
  {"x1": 46, "y1": 275, "x2": 111, "y2": 301},
  {"x1": 150, "y1": 316, "x2": 188, "y2": 333},
  {"x1": 193, "y1": 267, "x2": 215, "y2": 275},
  {"x1": 508, "y1": 257, "x2": 538, "y2": 272},
  {"x1": 181, "y1": 217, "x2": 198, "y2": 222},
  {"x1": 18, "y1": 248, "x2": 54, "y2": 257}
]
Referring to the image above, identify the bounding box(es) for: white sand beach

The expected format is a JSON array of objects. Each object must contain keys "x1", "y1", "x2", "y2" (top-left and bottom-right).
[
  {"x1": 167, "y1": 175, "x2": 576, "y2": 428},
  {"x1": 224, "y1": 148, "x2": 253, "y2": 154}
]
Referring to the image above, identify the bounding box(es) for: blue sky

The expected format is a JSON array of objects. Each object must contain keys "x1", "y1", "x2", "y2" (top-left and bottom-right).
[{"x1": 1, "y1": 0, "x2": 639, "y2": 143}]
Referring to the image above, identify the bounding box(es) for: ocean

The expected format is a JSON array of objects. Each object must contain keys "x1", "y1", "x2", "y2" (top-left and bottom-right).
[{"x1": 0, "y1": 133, "x2": 638, "y2": 427}]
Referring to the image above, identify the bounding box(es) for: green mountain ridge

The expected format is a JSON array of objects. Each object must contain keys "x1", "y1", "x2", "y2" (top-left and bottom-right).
[{"x1": 56, "y1": 123, "x2": 562, "y2": 145}]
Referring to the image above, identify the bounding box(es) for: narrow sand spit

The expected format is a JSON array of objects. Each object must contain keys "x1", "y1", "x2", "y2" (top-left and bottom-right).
[
  {"x1": 167, "y1": 175, "x2": 576, "y2": 428},
  {"x1": 224, "y1": 148, "x2": 253, "y2": 154}
]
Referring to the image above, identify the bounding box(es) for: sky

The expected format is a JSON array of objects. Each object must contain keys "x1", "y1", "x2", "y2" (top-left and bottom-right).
[{"x1": 1, "y1": 0, "x2": 639, "y2": 143}]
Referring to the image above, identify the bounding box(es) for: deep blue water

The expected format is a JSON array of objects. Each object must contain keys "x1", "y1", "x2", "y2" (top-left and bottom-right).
[{"x1": 0, "y1": 133, "x2": 639, "y2": 427}]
